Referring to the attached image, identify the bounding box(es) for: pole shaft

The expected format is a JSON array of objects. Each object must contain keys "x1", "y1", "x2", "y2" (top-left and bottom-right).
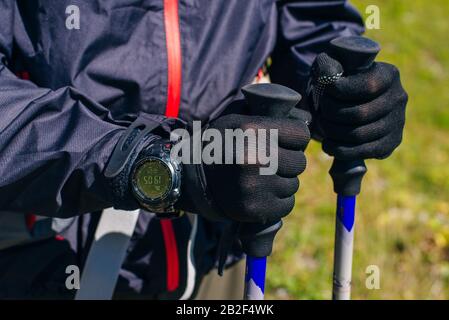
[
  {"x1": 332, "y1": 195, "x2": 356, "y2": 300},
  {"x1": 244, "y1": 256, "x2": 266, "y2": 300}
]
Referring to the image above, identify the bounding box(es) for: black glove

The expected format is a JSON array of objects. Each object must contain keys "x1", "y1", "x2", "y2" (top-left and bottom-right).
[
  {"x1": 310, "y1": 53, "x2": 408, "y2": 161},
  {"x1": 180, "y1": 109, "x2": 310, "y2": 224}
]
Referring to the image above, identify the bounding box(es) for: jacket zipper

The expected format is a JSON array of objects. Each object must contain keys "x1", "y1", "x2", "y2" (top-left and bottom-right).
[{"x1": 161, "y1": 0, "x2": 182, "y2": 293}]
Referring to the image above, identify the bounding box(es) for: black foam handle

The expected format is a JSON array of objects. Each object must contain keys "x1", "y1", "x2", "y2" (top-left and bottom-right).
[
  {"x1": 328, "y1": 36, "x2": 380, "y2": 196},
  {"x1": 239, "y1": 221, "x2": 283, "y2": 258},
  {"x1": 242, "y1": 83, "x2": 302, "y2": 118},
  {"x1": 238, "y1": 83, "x2": 301, "y2": 257},
  {"x1": 329, "y1": 36, "x2": 381, "y2": 75}
]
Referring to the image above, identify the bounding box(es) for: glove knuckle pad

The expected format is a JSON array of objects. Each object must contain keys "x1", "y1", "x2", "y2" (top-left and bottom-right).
[
  {"x1": 352, "y1": 106, "x2": 371, "y2": 124},
  {"x1": 278, "y1": 149, "x2": 307, "y2": 177},
  {"x1": 274, "y1": 176, "x2": 300, "y2": 198},
  {"x1": 277, "y1": 196, "x2": 296, "y2": 219},
  {"x1": 278, "y1": 120, "x2": 310, "y2": 150}
]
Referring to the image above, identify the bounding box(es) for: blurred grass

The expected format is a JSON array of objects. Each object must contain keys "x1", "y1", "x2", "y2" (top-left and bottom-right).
[{"x1": 267, "y1": 0, "x2": 449, "y2": 299}]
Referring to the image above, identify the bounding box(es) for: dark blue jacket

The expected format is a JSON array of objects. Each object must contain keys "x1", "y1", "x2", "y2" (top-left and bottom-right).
[{"x1": 0, "y1": 0, "x2": 363, "y2": 298}]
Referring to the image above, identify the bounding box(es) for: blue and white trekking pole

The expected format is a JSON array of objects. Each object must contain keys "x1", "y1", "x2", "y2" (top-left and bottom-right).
[
  {"x1": 239, "y1": 221, "x2": 284, "y2": 300},
  {"x1": 239, "y1": 84, "x2": 302, "y2": 300},
  {"x1": 244, "y1": 256, "x2": 267, "y2": 299},
  {"x1": 325, "y1": 36, "x2": 381, "y2": 300},
  {"x1": 330, "y1": 161, "x2": 366, "y2": 300}
]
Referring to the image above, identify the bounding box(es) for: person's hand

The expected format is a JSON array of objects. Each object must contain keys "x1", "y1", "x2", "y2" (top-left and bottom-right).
[
  {"x1": 203, "y1": 113, "x2": 310, "y2": 224},
  {"x1": 310, "y1": 53, "x2": 408, "y2": 160},
  {"x1": 181, "y1": 109, "x2": 310, "y2": 224}
]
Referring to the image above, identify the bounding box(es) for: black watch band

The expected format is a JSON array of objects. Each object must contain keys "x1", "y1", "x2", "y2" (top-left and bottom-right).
[{"x1": 105, "y1": 115, "x2": 162, "y2": 179}]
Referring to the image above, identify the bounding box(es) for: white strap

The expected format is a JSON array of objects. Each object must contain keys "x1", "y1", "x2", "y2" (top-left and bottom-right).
[
  {"x1": 179, "y1": 214, "x2": 198, "y2": 300},
  {"x1": 75, "y1": 208, "x2": 140, "y2": 300}
]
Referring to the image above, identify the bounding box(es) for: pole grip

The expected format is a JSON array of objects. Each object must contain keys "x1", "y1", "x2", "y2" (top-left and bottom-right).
[
  {"x1": 329, "y1": 36, "x2": 381, "y2": 74},
  {"x1": 329, "y1": 160, "x2": 367, "y2": 196},
  {"x1": 327, "y1": 36, "x2": 380, "y2": 196},
  {"x1": 239, "y1": 221, "x2": 283, "y2": 257},
  {"x1": 238, "y1": 84, "x2": 301, "y2": 257}
]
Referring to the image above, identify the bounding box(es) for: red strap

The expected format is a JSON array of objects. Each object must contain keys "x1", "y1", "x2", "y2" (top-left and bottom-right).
[
  {"x1": 25, "y1": 214, "x2": 36, "y2": 231},
  {"x1": 161, "y1": 0, "x2": 182, "y2": 293},
  {"x1": 164, "y1": 0, "x2": 182, "y2": 118},
  {"x1": 160, "y1": 219, "x2": 180, "y2": 291},
  {"x1": 17, "y1": 71, "x2": 30, "y2": 80},
  {"x1": 257, "y1": 69, "x2": 264, "y2": 82}
]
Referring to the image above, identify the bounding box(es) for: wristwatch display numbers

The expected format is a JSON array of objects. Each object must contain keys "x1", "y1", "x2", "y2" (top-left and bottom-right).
[{"x1": 134, "y1": 159, "x2": 172, "y2": 200}]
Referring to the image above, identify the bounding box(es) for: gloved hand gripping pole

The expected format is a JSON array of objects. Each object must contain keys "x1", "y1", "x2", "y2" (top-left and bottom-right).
[
  {"x1": 239, "y1": 83, "x2": 302, "y2": 300},
  {"x1": 325, "y1": 36, "x2": 380, "y2": 300}
]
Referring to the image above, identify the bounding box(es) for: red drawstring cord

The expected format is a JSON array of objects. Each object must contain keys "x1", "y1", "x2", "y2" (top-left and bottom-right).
[
  {"x1": 160, "y1": 220, "x2": 180, "y2": 291},
  {"x1": 161, "y1": 0, "x2": 183, "y2": 292},
  {"x1": 25, "y1": 214, "x2": 36, "y2": 231}
]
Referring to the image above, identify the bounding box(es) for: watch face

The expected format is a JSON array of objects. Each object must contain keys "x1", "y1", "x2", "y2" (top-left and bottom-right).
[{"x1": 134, "y1": 158, "x2": 172, "y2": 201}]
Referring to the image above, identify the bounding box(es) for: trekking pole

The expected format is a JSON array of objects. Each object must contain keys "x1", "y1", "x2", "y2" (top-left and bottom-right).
[
  {"x1": 326, "y1": 36, "x2": 380, "y2": 300},
  {"x1": 239, "y1": 83, "x2": 302, "y2": 300}
]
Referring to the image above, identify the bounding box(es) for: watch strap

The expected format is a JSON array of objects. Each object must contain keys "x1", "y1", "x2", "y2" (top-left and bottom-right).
[{"x1": 105, "y1": 115, "x2": 162, "y2": 178}]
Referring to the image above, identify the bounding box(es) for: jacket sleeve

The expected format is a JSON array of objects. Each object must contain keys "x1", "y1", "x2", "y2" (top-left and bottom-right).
[
  {"x1": 270, "y1": 0, "x2": 365, "y2": 107},
  {"x1": 0, "y1": 2, "x2": 126, "y2": 218}
]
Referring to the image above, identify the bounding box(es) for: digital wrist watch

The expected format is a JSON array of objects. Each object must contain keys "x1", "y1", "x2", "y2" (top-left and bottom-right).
[{"x1": 130, "y1": 139, "x2": 182, "y2": 219}]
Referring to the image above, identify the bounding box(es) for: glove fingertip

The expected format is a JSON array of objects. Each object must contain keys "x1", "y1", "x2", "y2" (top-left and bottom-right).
[{"x1": 311, "y1": 53, "x2": 344, "y2": 84}]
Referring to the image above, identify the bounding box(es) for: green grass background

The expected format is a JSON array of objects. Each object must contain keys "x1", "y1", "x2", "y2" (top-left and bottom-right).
[{"x1": 266, "y1": 0, "x2": 449, "y2": 299}]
